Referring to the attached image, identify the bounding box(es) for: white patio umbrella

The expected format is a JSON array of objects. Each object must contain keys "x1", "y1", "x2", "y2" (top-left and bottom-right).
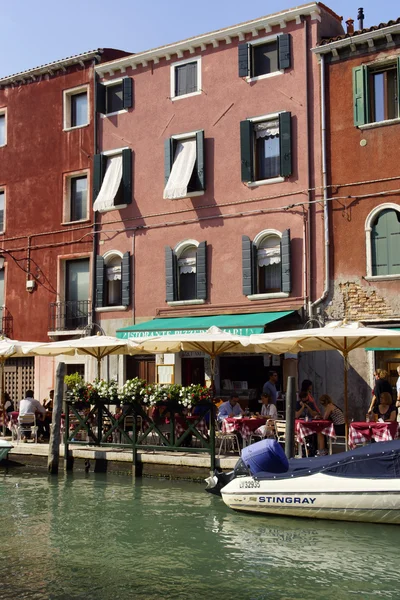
[
  {"x1": 132, "y1": 326, "x2": 257, "y2": 386},
  {"x1": 250, "y1": 320, "x2": 400, "y2": 443},
  {"x1": 28, "y1": 334, "x2": 142, "y2": 380}
]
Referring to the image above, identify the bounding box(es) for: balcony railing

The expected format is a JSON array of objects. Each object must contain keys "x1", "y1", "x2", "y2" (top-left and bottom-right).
[
  {"x1": 49, "y1": 301, "x2": 91, "y2": 332},
  {"x1": 0, "y1": 307, "x2": 13, "y2": 338}
]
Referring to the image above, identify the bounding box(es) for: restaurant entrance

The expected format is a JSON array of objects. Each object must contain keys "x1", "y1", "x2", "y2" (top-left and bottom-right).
[
  {"x1": 182, "y1": 357, "x2": 205, "y2": 386},
  {"x1": 126, "y1": 355, "x2": 156, "y2": 383}
]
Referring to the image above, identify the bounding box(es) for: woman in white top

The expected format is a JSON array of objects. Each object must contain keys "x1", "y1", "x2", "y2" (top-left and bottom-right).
[{"x1": 260, "y1": 393, "x2": 278, "y2": 419}]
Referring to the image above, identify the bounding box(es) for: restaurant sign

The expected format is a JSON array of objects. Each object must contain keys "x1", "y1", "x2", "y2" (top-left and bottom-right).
[{"x1": 120, "y1": 327, "x2": 260, "y2": 339}]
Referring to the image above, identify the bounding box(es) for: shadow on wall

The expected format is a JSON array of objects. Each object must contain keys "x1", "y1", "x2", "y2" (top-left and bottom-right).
[{"x1": 298, "y1": 349, "x2": 371, "y2": 421}]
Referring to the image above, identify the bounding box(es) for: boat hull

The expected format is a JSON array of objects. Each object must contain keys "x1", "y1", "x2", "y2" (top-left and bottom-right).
[
  {"x1": 0, "y1": 440, "x2": 13, "y2": 461},
  {"x1": 221, "y1": 473, "x2": 400, "y2": 524}
]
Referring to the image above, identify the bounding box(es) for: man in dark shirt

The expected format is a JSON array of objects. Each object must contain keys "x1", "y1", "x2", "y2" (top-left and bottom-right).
[{"x1": 368, "y1": 370, "x2": 393, "y2": 414}]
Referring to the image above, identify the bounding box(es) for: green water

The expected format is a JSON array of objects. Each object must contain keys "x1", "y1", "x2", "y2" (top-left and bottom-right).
[{"x1": 0, "y1": 468, "x2": 399, "y2": 600}]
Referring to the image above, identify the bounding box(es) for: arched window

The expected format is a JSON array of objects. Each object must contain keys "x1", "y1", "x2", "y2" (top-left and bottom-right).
[
  {"x1": 105, "y1": 253, "x2": 122, "y2": 306},
  {"x1": 165, "y1": 240, "x2": 208, "y2": 303},
  {"x1": 95, "y1": 251, "x2": 131, "y2": 309},
  {"x1": 257, "y1": 234, "x2": 282, "y2": 293},
  {"x1": 365, "y1": 204, "x2": 400, "y2": 277},
  {"x1": 177, "y1": 244, "x2": 197, "y2": 301}
]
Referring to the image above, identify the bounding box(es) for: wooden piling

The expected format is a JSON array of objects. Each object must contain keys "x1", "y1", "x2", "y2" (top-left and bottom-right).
[{"x1": 48, "y1": 362, "x2": 65, "y2": 474}]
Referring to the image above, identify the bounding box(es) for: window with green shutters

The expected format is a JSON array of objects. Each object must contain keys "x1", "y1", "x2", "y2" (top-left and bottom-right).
[
  {"x1": 95, "y1": 251, "x2": 131, "y2": 308},
  {"x1": 96, "y1": 77, "x2": 133, "y2": 115},
  {"x1": 240, "y1": 112, "x2": 292, "y2": 183},
  {"x1": 242, "y1": 230, "x2": 291, "y2": 296},
  {"x1": 353, "y1": 59, "x2": 400, "y2": 126},
  {"x1": 165, "y1": 242, "x2": 207, "y2": 302},
  {"x1": 170, "y1": 57, "x2": 201, "y2": 100},
  {"x1": 238, "y1": 34, "x2": 291, "y2": 78},
  {"x1": 92, "y1": 148, "x2": 132, "y2": 211},
  {"x1": 164, "y1": 130, "x2": 205, "y2": 199},
  {"x1": 371, "y1": 209, "x2": 400, "y2": 276}
]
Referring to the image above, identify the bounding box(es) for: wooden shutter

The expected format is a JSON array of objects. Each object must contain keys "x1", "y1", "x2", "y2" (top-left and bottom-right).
[
  {"x1": 196, "y1": 242, "x2": 207, "y2": 300},
  {"x1": 242, "y1": 235, "x2": 254, "y2": 296},
  {"x1": 240, "y1": 120, "x2": 253, "y2": 182},
  {"x1": 195, "y1": 130, "x2": 205, "y2": 192},
  {"x1": 353, "y1": 65, "x2": 367, "y2": 126},
  {"x1": 278, "y1": 34, "x2": 291, "y2": 70},
  {"x1": 238, "y1": 44, "x2": 249, "y2": 77},
  {"x1": 187, "y1": 62, "x2": 197, "y2": 93},
  {"x1": 279, "y1": 111, "x2": 292, "y2": 177},
  {"x1": 122, "y1": 78, "x2": 133, "y2": 109},
  {"x1": 122, "y1": 148, "x2": 132, "y2": 205},
  {"x1": 95, "y1": 255, "x2": 105, "y2": 308},
  {"x1": 176, "y1": 65, "x2": 187, "y2": 96},
  {"x1": 164, "y1": 138, "x2": 174, "y2": 186},
  {"x1": 281, "y1": 229, "x2": 291, "y2": 293},
  {"x1": 96, "y1": 82, "x2": 106, "y2": 114},
  {"x1": 92, "y1": 154, "x2": 106, "y2": 202},
  {"x1": 165, "y1": 247, "x2": 177, "y2": 302},
  {"x1": 398, "y1": 58, "x2": 400, "y2": 119},
  {"x1": 371, "y1": 209, "x2": 400, "y2": 276},
  {"x1": 121, "y1": 251, "x2": 131, "y2": 306}
]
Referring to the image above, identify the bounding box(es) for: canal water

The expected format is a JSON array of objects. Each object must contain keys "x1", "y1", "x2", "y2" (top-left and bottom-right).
[{"x1": 1, "y1": 468, "x2": 399, "y2": 600}]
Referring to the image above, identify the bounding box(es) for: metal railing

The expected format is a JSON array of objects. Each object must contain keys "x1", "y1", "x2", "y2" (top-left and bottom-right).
[
  {"x1": 49, "y1": 300, "x2": 91, "y2": 331},
  {"x1": 0, "y1": 307, "x2": 13, "y2": 338}
]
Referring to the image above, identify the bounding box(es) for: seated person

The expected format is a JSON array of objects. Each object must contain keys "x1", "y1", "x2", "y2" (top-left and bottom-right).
[
  {"x1": 368, "y1": 369, "x2": 393, "y2": 414},
  {"x1": 259, "y1": 393, "x2": 278, "y2": 419},
  {"x1": 373, "y1": 392, "x2": 396, "y2": 422},
  {"x1": 43, "y1": 389, "x2": 54, "y2": 412},
  {"x1": 192, "y1": 402, "x2": 211, "y2": 426},
  {"x1": 217, "y1": 394, "x2": 243, "y2": 422},
  {"x1": 317, "y1": 394, "x2": 345, "y2": 455},
  {"x1": 3, "y1": 392, "x2": 14, "y2": 414},
  {"x1": 295, "y1": 391, "x2": 321, "y2": 419},
  {"x1": 20, "y1": 389, "x2": 46, "y2": 440}
]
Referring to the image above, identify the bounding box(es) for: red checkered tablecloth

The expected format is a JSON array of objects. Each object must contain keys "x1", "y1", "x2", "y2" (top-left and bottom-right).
[
  {"x1": 348, "y1": 421, "x2": 399, "y2": 450},
  {"x1": 222, "y1": 417, "x2": 266, "y2": 441},
  {"x1": 295, "y1": 419, "x2": 336, "y2": 445},
  {"x1": 174, "y1": 415, "x2": 208, "y2": 439}
]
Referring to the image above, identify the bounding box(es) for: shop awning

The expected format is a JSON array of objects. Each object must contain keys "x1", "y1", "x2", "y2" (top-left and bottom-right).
[
  {"x1": 365, "y1": 328, "x2": 400, "y2": 351},
  {"x1": 116, "y1": 311, "x2": 295, "y2": 339}
]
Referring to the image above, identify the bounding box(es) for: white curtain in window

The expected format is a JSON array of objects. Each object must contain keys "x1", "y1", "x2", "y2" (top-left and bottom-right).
[
  {"x1": 106, "y1": 266, "x2": 121, "y2": 281},
  {"x1": 178, "y1": 246, "x2": 197, "y2": 274},
  {"x1": 255, "y1": 119, "x2": 279, "y2": 139},
  {"x1": 163, "y1": 139, "x2": 197, "y2": 200},
  {"x1": 93, "y1": 155, "x2": 122, "y2": 212},
  {"x1": 258, "y1": 236, "x2": 281, "y2": 266}
]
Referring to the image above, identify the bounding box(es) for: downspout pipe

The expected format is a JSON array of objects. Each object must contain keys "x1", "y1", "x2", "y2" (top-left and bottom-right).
[
  {"x1": 91, "y1": 61, "x2": 99, "y2": 334},
  {"x1": 310, "y1": 53, "x2": 329, "y2": 316}
]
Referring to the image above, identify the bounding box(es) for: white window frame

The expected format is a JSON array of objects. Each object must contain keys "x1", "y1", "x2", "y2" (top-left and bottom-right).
[
  {"x1": 364, "y1": 202, "x2": 400, "y2": 281},
  {"x1": 247, "y1": 33, "x2": 284, "y2": 83},
  {"x1": 63, "y1": 84, "x2": 89, "y2": 131},
  {"x1": 62, "y1": 170, "x2": 90, "y2": 225},
  {"x1": 166, "y1": 130, "x2": 204, "y2": 199},
  {"x1": 0, "y1": 187, "x2": 5, "y2": 235},
  {"x1": 100, "y1": 77, "x2": 128, "y2": 118},
  {"x1": 170, "y1": 56, "x2": 202, "y2": 101},
  {"x1": 246, "y1": 112, "x2": 285, "y2": 187},
  {"x1": 247, "y1": 229, "x2": 289, "y2": 300},
  {"x1": 95, "y1": 250, "x2": 128, "y2": 313},
  {"x1": 0, "y1": 108, "x2": 7, "y2": 147}
]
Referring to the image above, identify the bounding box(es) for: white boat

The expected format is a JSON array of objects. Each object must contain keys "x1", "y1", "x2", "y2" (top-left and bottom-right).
[
  {"x1": 206, "y1": 439, "x2": 400, "y2": 525},
  {"x1": 0, "y1": 439, "x2": 13, "y2": 461}
]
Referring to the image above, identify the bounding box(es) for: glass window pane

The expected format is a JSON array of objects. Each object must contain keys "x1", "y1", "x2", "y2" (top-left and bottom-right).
[
  {"x1": 70, "y1": 176, "x2": 87, "y2": 221},
  {"x1": 387, "y1": 69, "x2": 398, "y2": 120},
  {"x1": 372, "y1": 73, "x2": 385, "y2": 122},
  {"x1": 253, "y1": 41, "x2": 278, "y2": 77},
  {"x1": 256, "y1": 135, "x2": 280, "y2": 179},
  {"x1": 179, "y1": 272, "x2": 196, "y2": 300},
  {"x1": 71, "y1": 92, "x2": 88, "y2": 127},
  {"x1": 0, "y1": 191, "x2": 4, "y2": 232},
  {"x1": 107, "y1": 84, "x2": 123, "y2": 113},
  {"x1": 0, "y1": 115, "x2": 5, "y2": 146}
]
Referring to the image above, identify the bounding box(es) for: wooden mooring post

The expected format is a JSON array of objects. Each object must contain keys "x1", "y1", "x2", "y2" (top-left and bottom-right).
[{"x1": 48, "y1": 362, "x2": 65, "y2": 474}]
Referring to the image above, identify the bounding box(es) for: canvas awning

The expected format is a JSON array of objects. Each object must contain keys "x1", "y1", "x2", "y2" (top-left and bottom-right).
[
  {"x1": 365, "y1": 328, "x2": 400, "y2": 351},
  {"x1": 93, "y1": 154, "x2": 122, "y2": 212},
  {"x1": 163, "y1": 139, "x2": 197, "y2": 200},
  {"x1": 116, "y1": 311, "x2": 295, "y2": 339}
]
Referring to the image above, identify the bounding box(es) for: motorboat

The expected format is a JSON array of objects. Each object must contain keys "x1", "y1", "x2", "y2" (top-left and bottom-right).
[
  {"x1": 206, "y1": 438, "x2": 400, "y2": 524},
  {"x1": 0, "y1": 439, "x2": 13, "y2": 461}
]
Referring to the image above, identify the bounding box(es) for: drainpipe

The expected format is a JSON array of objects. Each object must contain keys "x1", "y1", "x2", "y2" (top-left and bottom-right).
[
  {"x1": 310, "y1": 52, "x2": 329, "y2": 317},
  {"x1": 304, "y1": 17, "x2": 311, "y2": 315},
  {"x1": 91, "y1": 62, "x2": 99, "y2": 335}
]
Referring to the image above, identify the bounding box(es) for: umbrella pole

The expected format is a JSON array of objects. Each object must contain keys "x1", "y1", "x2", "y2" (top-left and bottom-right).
[
  {"x1": 343, "y1": 352, "x2": 349, "y2": 451},
  {"x1": 97, "y1": 358, "x2": 101, "y2": 380},
  {"x1": 1, "y1": 359, "x2": 5, "y2": 437}
]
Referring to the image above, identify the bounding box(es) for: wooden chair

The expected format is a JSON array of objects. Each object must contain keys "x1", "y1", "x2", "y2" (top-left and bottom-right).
[
  {"x1": 275, "y1": 420, "x2": 306, "y2": 458},
  {"x1": 215, "y1": 420, "x2": 240, "y2": 457}
]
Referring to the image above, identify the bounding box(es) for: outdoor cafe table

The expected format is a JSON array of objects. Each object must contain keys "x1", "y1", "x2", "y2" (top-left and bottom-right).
[
  {"x1": 222, "y1": 417, "x2": 266, "y2": 443},
  {"x1": 295, "y1": 419, "x2": 336, "y2": 446},
  {"x1": 348, "y1": 421, "x2": 399, "y2": 450},
  {"x1": 173, "y1": 415, "x2": 208, "y2": 439}
]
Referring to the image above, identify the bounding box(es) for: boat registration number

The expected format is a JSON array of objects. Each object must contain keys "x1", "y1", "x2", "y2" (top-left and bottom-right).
[{"x1": 239, "y1": 479, "x2": 260, "y2": 489}]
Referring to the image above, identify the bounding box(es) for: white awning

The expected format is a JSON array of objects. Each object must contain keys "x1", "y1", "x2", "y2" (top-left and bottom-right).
[
  {"x1": 255, "y1": 119, "x2": 279, "y2": 139},
  {"x1": 93, "y1": 155, "x2": 122, "y2": 212},
  {"x1": 163, "y1": 139, "x2": 197, "y2": 200},
  {"x1": 106, "y1": 266, "x2": 121, "y2": 281},
  {"x1": 257, "y1": 246, "x2": 281, "y2": 267}
]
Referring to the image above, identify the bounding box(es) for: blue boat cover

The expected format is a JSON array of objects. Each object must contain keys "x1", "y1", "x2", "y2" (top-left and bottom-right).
[
  {"x1": 241, "y1": 439, "x2": 289, "y2": 474},
  {"x1": 252, "y1": 439, "x2": 400, "y2": 480}
]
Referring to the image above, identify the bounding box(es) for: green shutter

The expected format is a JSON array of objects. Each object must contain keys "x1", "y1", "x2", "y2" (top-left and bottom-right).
[
  {"x1": 195, "y1": 130, "x2": 205, "y2": 192},
  {"x1": 242, "y1": 235, "x2": 254, "y2": 296},
  {"x1": 238, "y1": 44, "x2": 249, "y2": 77},
  {"x1": 240, "y1": 120, "x2": 253, "y2": 182},
  {"x1": 278, "y1": 34, "x2": 291, "y2": 70},
  {"x1": 279, "y1": 111, "x2": 292, "y2": 177},
  {"x1": 96, "y1": 82, "x2": 106, "y2": 114},
  {"x1": 121, "y1": 251, "x2": 131, "y2": 306},
  {"x1": 122, "y1": 148, "x2": 132, "y2": 205},
  {"x1": 92, "y1": 154, "x2": 106, "y2": 202},
  {"x1": 164, "y1": 138, "x2": 174, "y2": 186},
  {"x1": 196, "y1": 241, "x2": 207, "y2": 300},
  {"x1": 95, "y1": 255, "x2": 104, "y2": 308},
  {"x1": 397, "y1": 57, "x2": 400, "y2": 119},
  {"x1": 353, "y1": 65, "x2": 367, "y2": 126},
  {"x1": 281, "y1": 228, "x2": 291, "y2": 293},
  {"x1": 372, "y1": 209, "x2": 400, "y2": 276},
  {"x1": 165, "y1": 247, "x2": 177, "y2": 302},
  {"x1": 122, "y1": 77, "x2": 133, "y2": 109}
]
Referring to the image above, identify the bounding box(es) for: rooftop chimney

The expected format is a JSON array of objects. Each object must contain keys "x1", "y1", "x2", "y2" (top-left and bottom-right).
[
  {"x1": 346, "y1": 18, "x2": 355, "y2": 35},
  {"x1": 358, "y1": 7, "x2": 365, "y2": 30}
]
